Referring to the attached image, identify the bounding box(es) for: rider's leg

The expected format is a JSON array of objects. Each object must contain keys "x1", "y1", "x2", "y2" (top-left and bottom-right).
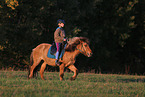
[{"x1": 55, "y1": 43, "x2": 61, "y2": 65}]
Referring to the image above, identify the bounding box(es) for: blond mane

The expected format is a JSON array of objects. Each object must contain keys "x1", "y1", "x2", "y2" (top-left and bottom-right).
[{"x1": 65, "y1": 37, "x2": 89, "y2": 52}]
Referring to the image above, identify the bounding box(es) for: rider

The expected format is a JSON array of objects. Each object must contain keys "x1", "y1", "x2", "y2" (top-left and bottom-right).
[{"x1": 54, "y1": 19, "x2": 66, "y2": 66}]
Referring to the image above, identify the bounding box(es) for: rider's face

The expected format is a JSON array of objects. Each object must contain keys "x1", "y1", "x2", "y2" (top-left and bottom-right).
[{"x1": 59, "y1": 23, "x2": 64, "y2": 28}]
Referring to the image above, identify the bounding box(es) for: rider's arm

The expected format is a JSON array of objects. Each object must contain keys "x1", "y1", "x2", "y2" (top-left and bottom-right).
[{"x1": 54, "y1": 28, "x2": 65, "y2": 42}]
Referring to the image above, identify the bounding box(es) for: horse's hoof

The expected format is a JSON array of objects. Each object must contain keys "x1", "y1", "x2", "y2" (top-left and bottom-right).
[
  {"x1": 41, "y1": 78, "x2": 45, "y2": 80},
  {"x1": 69, "y1": 77, "x2": 75, "y2": 81},
  {"x1": 60, "y1": 78, "x2": 64, "y2": 81}
]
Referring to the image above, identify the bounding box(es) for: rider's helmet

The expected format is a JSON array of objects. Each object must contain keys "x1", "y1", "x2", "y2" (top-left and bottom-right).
[{"x1": 57, "y1": 19, "x2": 65, "y2": 24}]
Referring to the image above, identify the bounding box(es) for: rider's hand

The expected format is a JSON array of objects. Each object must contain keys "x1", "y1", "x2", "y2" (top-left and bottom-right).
[{"x1": 64, "y1": 38, "x2": 66, "y2": 41}]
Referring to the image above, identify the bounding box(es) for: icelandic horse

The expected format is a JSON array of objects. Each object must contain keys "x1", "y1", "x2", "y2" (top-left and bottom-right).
[{"x1": 28, "y1": 37, "x2": 92, "y2": 80}]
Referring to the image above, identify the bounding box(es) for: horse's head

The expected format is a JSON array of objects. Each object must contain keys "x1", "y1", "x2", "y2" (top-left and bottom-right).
[
  {"x1": 65, "y1": 37, "x2": 93, "y2": 57},
  {"x1": 77, "y1": 41, "x2": 93, "y2": 57}
]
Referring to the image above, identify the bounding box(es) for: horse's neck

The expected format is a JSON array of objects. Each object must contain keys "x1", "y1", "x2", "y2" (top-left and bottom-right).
[
  {"x1": 65, "y1": 44, "x2": 81, "y2": 59},
  {"x1": 74, "y1": 49, "x2": 80, "y2": 56},
  {"x1": 68, "y1": 49, "x2": 80, "y2": 59},
  {"x1": 72, "y1": 44, "x2": 82, "y2": 58}
]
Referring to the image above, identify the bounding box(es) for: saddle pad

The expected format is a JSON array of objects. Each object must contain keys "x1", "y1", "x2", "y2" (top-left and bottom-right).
[
  {"x1": 47, "y1": 46, "x2": 65, "y2": 59},
  {"x1": 47, "y1": 46, "x2": 56, "y2": 59}
]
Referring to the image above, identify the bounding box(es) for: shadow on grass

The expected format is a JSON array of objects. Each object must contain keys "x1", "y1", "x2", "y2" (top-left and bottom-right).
[
  {"x1": 85, "y1": 77, "x2": 145, "y2": 83},
  {"x1": 117, "y1": 78, "x2": 145, "y2": 83}
]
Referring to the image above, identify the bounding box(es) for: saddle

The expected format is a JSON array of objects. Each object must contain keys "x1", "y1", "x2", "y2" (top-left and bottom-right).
[{"x1": 50, "y1": 42, "x2": 57, "y2": 55}]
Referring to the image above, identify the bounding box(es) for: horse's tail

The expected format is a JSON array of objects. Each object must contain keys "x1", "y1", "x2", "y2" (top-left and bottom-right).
[
  {"x1": 28, "y1": 51, "x2": 33, "y2": 79},
  {"x1": 30, "y1": 51, "x2": 33, "y2": 66}
]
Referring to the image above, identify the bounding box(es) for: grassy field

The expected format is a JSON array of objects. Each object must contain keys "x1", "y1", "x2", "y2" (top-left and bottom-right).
[{"x1": 0, "y1": 71, "x2": 145, "y2": 97}]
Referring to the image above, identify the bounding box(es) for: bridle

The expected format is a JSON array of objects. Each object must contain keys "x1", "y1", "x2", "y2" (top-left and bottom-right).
[{"x1": 76, "y1": 42, "x2": 87, "y2": 54}]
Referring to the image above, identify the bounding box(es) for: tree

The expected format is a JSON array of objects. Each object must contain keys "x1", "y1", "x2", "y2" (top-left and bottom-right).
[{"x1": 0, "y1": 0, "x2": 144, "y2": 74}]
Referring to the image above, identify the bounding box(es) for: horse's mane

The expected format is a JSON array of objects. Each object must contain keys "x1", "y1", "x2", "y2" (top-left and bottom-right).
[{"x1": 65, "y1": 37, "x2": 89, "y2": 52}]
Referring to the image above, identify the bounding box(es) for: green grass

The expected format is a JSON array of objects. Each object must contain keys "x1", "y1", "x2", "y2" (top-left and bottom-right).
[{"x1": 0, "y1": 71, "x2": 145, "y2": 97}]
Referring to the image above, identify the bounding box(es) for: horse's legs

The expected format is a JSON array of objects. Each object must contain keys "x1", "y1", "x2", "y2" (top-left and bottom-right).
[
  {"x1": 29, "y1": 59, "x2": 41, "y2": 78},
  {"x1": 40, "y1": 62, "x2": 46, "y2": 80},
  {"x1": 67, "y1": 65, "x2": 78, "y2": 81},
  {"x1": 59, "y1": 64, "x2": 65, "y2": 81}
]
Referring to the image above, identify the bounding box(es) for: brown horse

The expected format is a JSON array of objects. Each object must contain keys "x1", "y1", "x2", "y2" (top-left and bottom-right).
[{"x1": 28, "y1": 37, "x2": 92, "y2": 80}]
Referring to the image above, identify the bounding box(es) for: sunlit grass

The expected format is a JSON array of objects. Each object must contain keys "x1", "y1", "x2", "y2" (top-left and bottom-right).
[{"x1": 0, "y1": 71, "x2": 145, "y2": 97}]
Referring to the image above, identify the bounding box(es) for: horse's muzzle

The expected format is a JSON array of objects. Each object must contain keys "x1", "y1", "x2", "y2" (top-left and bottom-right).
[{"x1": 87, "y1": 52, "x2": 93, "y2": 57}]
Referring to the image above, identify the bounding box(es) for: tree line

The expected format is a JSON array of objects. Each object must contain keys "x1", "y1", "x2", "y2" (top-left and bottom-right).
[{"x1": 0, "y1": 0, "x2": 144, "y2": 74}]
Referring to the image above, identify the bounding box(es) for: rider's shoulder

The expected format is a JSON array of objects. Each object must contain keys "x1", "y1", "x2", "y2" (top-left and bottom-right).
[{"x1": 56, "y1": 27, "x2": 62, "y2": 30}]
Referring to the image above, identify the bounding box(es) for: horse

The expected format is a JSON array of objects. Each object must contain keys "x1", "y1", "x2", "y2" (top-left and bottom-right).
[{"x1": 28, "y1": 37, "x2": 93, "y2": 81}]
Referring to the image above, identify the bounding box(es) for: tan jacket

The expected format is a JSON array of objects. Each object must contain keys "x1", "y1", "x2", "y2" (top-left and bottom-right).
[{"x1": 54, "y1": 27, "x2": 65, "y2": 43}]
